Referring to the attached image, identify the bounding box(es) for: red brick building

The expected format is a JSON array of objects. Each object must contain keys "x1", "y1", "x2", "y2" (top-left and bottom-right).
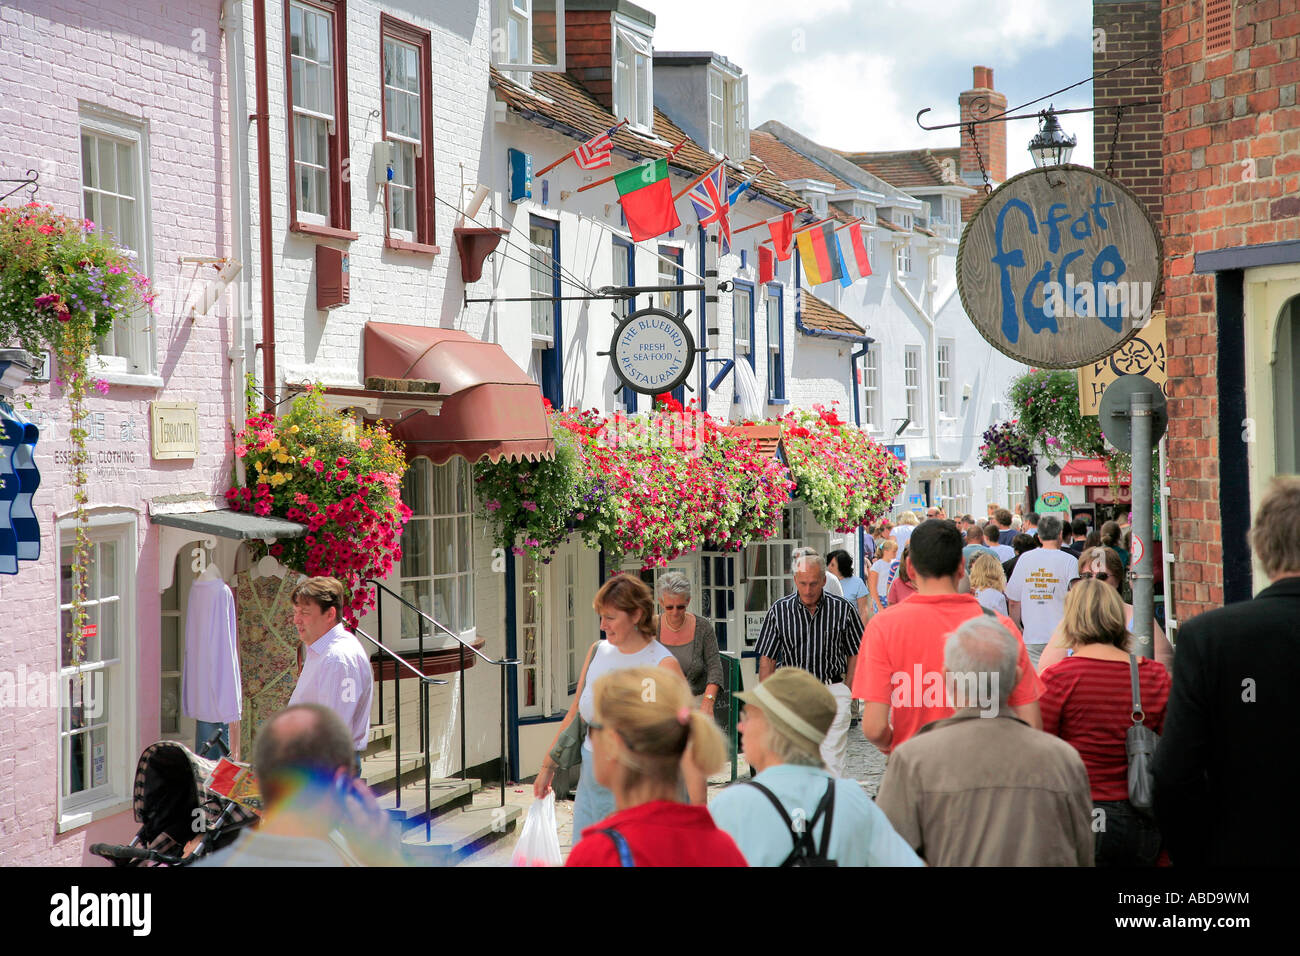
[{"x1": 1119, "y1": 0, "x2": 1300, "y2": 624}]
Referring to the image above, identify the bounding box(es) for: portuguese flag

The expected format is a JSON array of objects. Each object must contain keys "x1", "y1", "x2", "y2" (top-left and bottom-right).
[
  {"x1": 615, "y1": 159, "x2": 680, "y2": 242},
  {"x1": 796, "y1": 222, "x2": 843, "y2": 286}
]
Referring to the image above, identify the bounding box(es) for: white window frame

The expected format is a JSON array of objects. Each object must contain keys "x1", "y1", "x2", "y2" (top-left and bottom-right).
[
  {"x1": 492, "y1": 0, "x2": 566, "y2": 74},
  {"x1": 78, "y1": 106, "x2": 154, "y2": 380},
  {"x1": 288, "y1": 0, "x2": 336, "y2": 226},
  {"x1": 612, "y1": 17, "x2": 653, "y2": 132},
  {"x1": 861, "y1": 343, "x2": 881, "y2": 430},
  {"x1": 529, "y1": 222, "x2": 556, "y2": 344},
  {"x1": 743, "y1": 505, "x2": 806, "y2": 651},
  {"x1": 939, "y1": 472, "x2": 972, "y2": 516},
  {"x1": 398, "y1": 457, "x2": 476, "y2": 652},
  {"x1": 1005, "y1": 466, "x2": 1030, "y2": 509},
  {"x1": 707, "y1": 65, "x2": 748, "y2": 159},
  {"x1": 516, "y1": 541, "x2": 582, "y2": 720},
  {"x1": 937, "y1": 339, "x2": 954, "y2": 417},
  {"x1": 57, "y1": 511, "x2": 138, "y2": 832},
  {"x1": 159, "y1": 550, "x2": 199, "y2": 744},
  {"x1": 896, "y1": 237, "x2": 913, "y2": 276},
  {"x1": 904, "y1": 347, "x2": 922, "y2": 425},
  {"x1": 382, "y1": 35, "x2": 422, "y2": 242}
]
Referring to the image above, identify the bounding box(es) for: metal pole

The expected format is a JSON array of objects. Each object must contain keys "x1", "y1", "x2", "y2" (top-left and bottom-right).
[
  {"x1": 1130, "y1": 391, "x2": 1154, "y2": 661},
  {"x1": 377, "y1": 595, "x2": 384, "y2": 741},
  {"x1": 500, "y1": 664, "x2": 508, "y2": 809},
  {"x1": 423, "y1": 680, "x2": 431, "y2": 842},
  {"x1": 459, "y1": 643, "x2": 466, "y2": 782}
]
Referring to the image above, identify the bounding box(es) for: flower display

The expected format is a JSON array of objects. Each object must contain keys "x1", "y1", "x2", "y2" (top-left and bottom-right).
[
  {"x1": 225, "y1": 385, "x2": 410, "y2": 626},
  {"x1": 0, "y1": 203, "x2": 153, "y2": 663},
  {"x1": 776, "y1": 404, "x2": 908, "y2": 533},
  {"x1": 977, "y1": 420, "x2": 1036, "y2": 470}
]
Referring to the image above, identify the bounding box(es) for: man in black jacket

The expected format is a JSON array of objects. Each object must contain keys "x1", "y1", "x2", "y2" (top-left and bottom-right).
[{"x1": 1152, "y1": 476, "x2": 1300, "y2": 865}]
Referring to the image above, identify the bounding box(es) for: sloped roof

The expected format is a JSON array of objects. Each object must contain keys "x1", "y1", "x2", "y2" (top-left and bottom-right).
[
  {"x1": 799, "y1": 290, "x2": 866, "y2": 338},
  {"x1": 490, "y1": 69, "x2": 804, "y2": 209},
  {"x1": 750, "y1": 131, "x2": 852, "y2": 189},
  {"x1": 835, "y1": 147, "x2": 967, "y2": 190}
]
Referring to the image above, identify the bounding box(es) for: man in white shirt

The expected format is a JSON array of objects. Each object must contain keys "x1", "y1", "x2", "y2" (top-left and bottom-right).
[
  {"x1": 287, "y1": 577, "x2": 374, "y2": 776},
  {"x1": 1004, "y1": 515, "x2": 1079, "y2": 667}
]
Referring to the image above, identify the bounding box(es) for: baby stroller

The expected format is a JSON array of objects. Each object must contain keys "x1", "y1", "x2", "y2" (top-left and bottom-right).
[{"x1": 90, "y1": 734, "x2": 260, "y2": 867}]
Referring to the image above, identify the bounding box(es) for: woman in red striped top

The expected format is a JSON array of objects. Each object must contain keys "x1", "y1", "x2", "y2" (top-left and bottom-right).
[{"x1": 1039, "y1": 578, "x2": 1170, "y2": 867}]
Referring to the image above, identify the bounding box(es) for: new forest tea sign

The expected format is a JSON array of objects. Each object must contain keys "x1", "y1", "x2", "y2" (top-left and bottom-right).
[{"x1": 957, "y1": 165, "x2": 1162, "y2": 369}]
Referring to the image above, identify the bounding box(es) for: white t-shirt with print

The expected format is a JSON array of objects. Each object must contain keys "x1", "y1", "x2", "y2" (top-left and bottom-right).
[{"x1": 1004, "y1": 548, "x2": 1080, "y2": 645}]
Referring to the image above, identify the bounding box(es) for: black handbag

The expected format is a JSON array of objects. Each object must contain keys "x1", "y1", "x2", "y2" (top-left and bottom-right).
[{"x1": 1126, "y1": 654, "x2": 1160, "y2": 813}]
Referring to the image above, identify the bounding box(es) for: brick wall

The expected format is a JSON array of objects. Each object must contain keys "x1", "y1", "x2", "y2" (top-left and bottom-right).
[
  {"x1": 563, "y1": 10, "x2": 614, "y2": 111},
  {"x1": 1160, "y1": 0, "x2": 1300, "y2": 620},
  {"x1": 1093, "y1": 1, "x2": 1163, "y2": 219},
  {"x1": 958, "y1": 66, "x2": 1007, "y2": 221}
]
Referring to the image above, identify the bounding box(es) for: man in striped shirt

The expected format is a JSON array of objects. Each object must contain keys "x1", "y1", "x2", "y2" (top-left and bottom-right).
[{"x1": 754, "y1": 550, "x2": 863, "y2": 777}]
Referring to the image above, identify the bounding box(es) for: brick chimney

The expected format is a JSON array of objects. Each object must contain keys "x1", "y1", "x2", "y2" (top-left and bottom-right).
[
  {"x1": 563, "y1": 9, "x2": 619, "y2": 111},
  {"x1": 959, "y1": 66, "x2": 1008, "y2": 188}
]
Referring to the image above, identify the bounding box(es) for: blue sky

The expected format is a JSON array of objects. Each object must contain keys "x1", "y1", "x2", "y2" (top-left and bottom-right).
[{"x1": 645, "y1": 0, "x2": 1098, "y2": 176}]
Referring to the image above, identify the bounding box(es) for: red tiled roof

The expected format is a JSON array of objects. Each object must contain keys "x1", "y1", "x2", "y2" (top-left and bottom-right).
[
  {"x1": 489, "y1": 69, "x2": 804, "y2": 209},
  {"x1": 835, "y1": 148, "x2": 963, "y2": 189},
  {"x1": 750, "y1": 131, "x2": 852, "y2": 190},
  {"x1": 800, "y1": 290, "x2": 866, "y2": 338}
]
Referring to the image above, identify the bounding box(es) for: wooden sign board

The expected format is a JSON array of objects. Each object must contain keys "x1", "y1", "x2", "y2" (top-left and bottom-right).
[
  {"x1": 957, "y1": 165, "x2": 1162, "y2": 368},
  {"x1": 1078, "y1": 309, "x2": 1169, "y2": 415},
  {"x1": 151, "y1": 401, "x2": 199, "y2": 460}
]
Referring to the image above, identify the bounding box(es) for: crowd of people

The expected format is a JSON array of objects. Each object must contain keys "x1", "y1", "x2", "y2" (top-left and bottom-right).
[{"x1": 186, "y1": 476, "x2": 1300, "y2": 868}]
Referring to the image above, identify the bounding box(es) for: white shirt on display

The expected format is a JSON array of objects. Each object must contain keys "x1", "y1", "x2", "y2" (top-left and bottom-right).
[
  {"x1": 182, "y1": 578, "x2": 242, "y2": 724},
  {"x1": 1004, "y1": 548, "x2": 1080, "y2": 645},
  {"x1": 288, "y1": 622, "x2": 374, "y2": 750}
]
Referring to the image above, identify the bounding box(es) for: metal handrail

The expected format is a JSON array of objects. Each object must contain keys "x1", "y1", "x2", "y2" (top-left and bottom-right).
[
  {"x1": 354, "y1": 624, "x2": 446, "y2": 842},
  {"x1": 363, "y1": 578, "x2": 518, "y2": 814}
]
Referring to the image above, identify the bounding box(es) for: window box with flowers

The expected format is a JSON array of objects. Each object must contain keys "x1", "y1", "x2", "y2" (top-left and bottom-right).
[{"x1": 0, "y1": 202, "x2": 154, "y2": 659}]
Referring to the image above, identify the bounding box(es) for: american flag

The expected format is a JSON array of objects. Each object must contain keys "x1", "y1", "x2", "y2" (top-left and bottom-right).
[
  {"x1": 688, "y1": 164, "x2": 731, "y2": 254},
  {"x1": 574, "y1": 125, "x2": 619, "y2": 170}
]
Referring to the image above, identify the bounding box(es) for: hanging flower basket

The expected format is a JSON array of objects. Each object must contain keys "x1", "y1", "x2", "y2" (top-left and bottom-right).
[
  {"x1": 0, "y1": 202, "x2": 154, "y2": 662},
  {"x1": 977, "y1": 420, "x2": 1036, "y2": 471},
  {"x1": 225, "y1": 385, "x2": 411, "y2": 626}
]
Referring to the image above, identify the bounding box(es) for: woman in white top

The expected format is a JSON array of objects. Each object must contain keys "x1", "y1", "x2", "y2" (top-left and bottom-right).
[
  {"x1": 968, "y1": 553, "x2": 1009, "y2": 616},
  {"x1": 891, "y1": 511, "x2": 919, "y2": 550},
  {"x1": 534, "y1": 575, "x2": 686, "y2": 837},
  {"x1": 868, "y1": 539, "x2": 898, "y2": 613},
  {"x1": 828, "y1": 549, "x2": 872, "y2": 621}
]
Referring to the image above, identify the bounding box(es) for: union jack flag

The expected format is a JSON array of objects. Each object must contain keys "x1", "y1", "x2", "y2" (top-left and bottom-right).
[
  {"x1": 575, "y1": 125, "x2": 619, "y2": 170},
  {"x1": 688, "y1": 164, "x2": 731, "y2": 255}
]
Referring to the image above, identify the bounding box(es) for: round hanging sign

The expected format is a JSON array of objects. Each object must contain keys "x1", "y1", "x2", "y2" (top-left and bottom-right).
[
  {"x1": 957, "y1": 164, "x2": 1163, "y2": 369},
  {"x1": 1035, "y1": 491, "x2": 1070, "y2": 513},
  {"x1": 608, "y1": 307, "x2": 695, "y2": 395}
]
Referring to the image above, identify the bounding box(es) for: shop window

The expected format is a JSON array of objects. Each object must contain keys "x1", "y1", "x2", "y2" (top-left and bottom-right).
[{"x1": 400, "y1": 457, "x2": 475, "y2": 648}]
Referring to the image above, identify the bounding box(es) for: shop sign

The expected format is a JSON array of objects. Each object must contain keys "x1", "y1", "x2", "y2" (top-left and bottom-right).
[
  {"x1": 957, "y1": 165, "x2": 1162, "y2": 369},
  {"x1": 607, "y1": 307, "x2": 696, "y2": 395},
  {"x1": 885, "y1": 443, "x2": 906, "y2": 461},
  {"x1": 1078, "y1": 310, "x2": 1169, "y2": 415},
  {"x1": 1035, "y1": 491, "x2": 1070, "y2": 513},
  {"x1": 151, "y1": 402, "x2": 199, "y2": 460},
  {"x1": 746, "y1": 613, "x2": 764, "y2": 646},
  {"x1": 508, "y1": 148, "x2": 532, "y2": 204}
]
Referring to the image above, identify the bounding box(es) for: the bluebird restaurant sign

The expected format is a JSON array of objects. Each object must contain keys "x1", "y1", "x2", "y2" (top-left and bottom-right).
[
  {"x1": 608, "y1": 307, "x2": 696, "y2": 395},
  {"x1": 956, "y1": 165, "x2": 1162, "y2": 369}
]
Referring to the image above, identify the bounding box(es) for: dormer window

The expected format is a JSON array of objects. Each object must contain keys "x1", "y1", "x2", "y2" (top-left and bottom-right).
[
  {"x1": 896, "y1": 210, "x2": 913, "y2": 230},
  {"x1": 614, "y1": 20, "x2": 653, "y2": 131},
  {"x1": 492, "y1": 0, "x2": 566, "y2": 74},
  {"x1": 808, "y1": 194, "x2": 828, "y2": 218},
  {"x1": 707, "y1": 66, "x2": 748, "y2": 158}
]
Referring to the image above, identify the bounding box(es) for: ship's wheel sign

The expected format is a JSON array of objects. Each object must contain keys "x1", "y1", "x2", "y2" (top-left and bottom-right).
[{"x1": 1109, "y1": 336, "x2": 1163, "y2": 379}]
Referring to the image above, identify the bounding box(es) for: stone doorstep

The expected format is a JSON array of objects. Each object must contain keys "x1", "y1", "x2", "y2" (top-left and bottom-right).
[
  {"x1": 373, "y1": 778, "x2": 479, "y2": 829},
  {"x1": 398, "y1": 804, "x2": 523, "y2": 866},
  {"x1": 359, "y1": 750, "x2": 436, "y2": 791}
]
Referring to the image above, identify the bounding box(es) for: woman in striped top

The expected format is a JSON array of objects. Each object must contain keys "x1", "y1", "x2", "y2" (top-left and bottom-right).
[{"x1": 1038, "y1": 578, "x2": 1170, "y2": 867}]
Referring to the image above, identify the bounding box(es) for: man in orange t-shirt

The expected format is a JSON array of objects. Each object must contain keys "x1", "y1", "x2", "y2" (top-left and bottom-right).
[{"x1": 853, "y1": 520, "x2": 1044, "y2": 753}]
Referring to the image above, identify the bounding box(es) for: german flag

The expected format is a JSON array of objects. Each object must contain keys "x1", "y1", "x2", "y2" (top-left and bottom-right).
[{"x1": 796, "y1": 222, "x2": 844, "y2": 286}]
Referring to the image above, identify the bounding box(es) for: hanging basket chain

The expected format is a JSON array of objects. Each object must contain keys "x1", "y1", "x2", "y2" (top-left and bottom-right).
[{"x1": 968, "y1": 122, "x2": 993, "y2": 195}]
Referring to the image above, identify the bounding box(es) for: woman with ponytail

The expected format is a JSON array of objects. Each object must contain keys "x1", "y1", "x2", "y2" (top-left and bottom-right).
[{"x1": 565, "y1": 667, "x2": 747, "y2": 867}]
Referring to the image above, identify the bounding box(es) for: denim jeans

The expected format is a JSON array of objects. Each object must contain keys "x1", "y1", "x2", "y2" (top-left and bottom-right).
[
  {"x1": 195, "y1": 721, "x2": 229, "y2": 760},
  {"x1": 1094, "y1": 800, "x2": 1163, "y2": 866},
  {"x1": 571, "y1": 746, "x2": 616, "y2": 839}
]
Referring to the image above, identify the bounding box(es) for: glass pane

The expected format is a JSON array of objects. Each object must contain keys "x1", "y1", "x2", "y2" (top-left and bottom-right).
[
  {"x1": 748, "y1": 544, "x2": 767, "y2": 578},
  {"x1": 99, "y1": 194, "x2": 119, "y2": 245},
  {"x1": 60, "y1": 609, "x2": 74, "y2": 668},
  {"x1": 116, "y1": 142, "x2": 135, "y2": 197},
  {"x1": 456, "y1": 517, "x2": 470, "y2": 572},
  {"x1": 292, "y1": 56, "x2": 304, "y2": 107},
  {"x1": 523, "y1": 667, "x2": 536, "y2": 708},
  {"x1": 403, "y1": 457, "x2": 430, "y2": 516},
  {"x1": 161, "y1": 616, "x2": 179, "y2": 671},
  {"x1": 433, "y1": 576, "x2": 454, "y2": 627},
  {"x1": 522, "y1": 627, "x2": 538, "y2": 666},
  {"x1": 432, "y1": 464, "x2": 457, "y2": 515},
  {"x1": 431, "y1": 518, "x2": 455, "y2": 575},
  {"x1": 746, "y1": 579, "x2": 768, "y2": 614},
  {"x1": 98, "y1": 601, "x2": 117, "y2": 663},
  {"x1": 401, "y1": 519, "x2": 430, "y2": 578},
  {"x1": 99, "y1": 541, "x2": 117, "y2": 599},
  {"x1": 81, "y1": 134, "x2": 96, "y2": 188},
  {"x1": 60, "y1": 545, "x2": 74, "y2": 604},
  {"x1": 401, "y1": 579, "x2": 431, "y2": 643},
  {"x1": 459, "y1": 574, "x2": 473, "y2": 631},
  {"x1": 318, "y1": 64, "x2": 333, "y2": 119},
  {"x1": 289, "y1": 3, "x2": 302, "y2": 55},
  {"x1": 98, "y1": 138, "x2": 117, "y2": 196},
  {"x1": 161, "y1": 676, "x2": 180, "y2": 735},
  {"x1": 396, "y1": 141, "x2": 415, "y2": 187},
  {"x1": 66, "y1": 730, "x2": 87, "y2": 796}
]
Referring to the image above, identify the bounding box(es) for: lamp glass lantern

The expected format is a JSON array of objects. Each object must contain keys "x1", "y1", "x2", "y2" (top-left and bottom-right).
[{"x1": 1028, "y1": 107, "x2": 1077, "y2": 168}]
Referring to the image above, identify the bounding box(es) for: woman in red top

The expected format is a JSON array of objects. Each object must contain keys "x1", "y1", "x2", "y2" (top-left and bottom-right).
[
  {"x1": 566, "y1": 667, "x2": 746, "y2": 867},
  {"x1": 1039, "y1": 578, "x2": 1170, "y2": 867}
]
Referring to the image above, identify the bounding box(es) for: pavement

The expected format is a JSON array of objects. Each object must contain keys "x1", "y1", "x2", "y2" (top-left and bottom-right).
[{"x1": 462, "y1": 718, "x2": 888, "y2": 866}]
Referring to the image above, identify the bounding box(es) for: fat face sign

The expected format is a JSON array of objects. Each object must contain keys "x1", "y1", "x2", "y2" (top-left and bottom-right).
[
  {"x1": 957, "y1": 165, "x2": 1162, "y2": 369},
  {"x1": 608, "y1": 307, "x2": 696, "y2": 395}
]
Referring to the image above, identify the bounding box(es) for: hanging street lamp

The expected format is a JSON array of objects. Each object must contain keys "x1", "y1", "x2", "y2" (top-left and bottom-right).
[{"x1": 1028, "y1": 105, "x2": 1078, "y2": 168}]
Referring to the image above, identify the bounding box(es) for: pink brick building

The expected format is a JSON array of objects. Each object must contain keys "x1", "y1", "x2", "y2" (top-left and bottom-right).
[{"x1": 0, "y1": 0, "x2": 238, "y2": 864}]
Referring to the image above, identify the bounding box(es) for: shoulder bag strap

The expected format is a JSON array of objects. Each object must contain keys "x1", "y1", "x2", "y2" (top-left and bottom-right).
[
  {"x1": 1129, "y1": 653, "x2": 1144, "y2": 725},
  {"x1": 742, "y1": 780, "x2": 797, "y2": 832},
  {"x1": 595, "y1": 827, "x2": 636, "y2": 867},
  {"x1": 814, "y1": 778, "x2": 836, "y2": 860}
]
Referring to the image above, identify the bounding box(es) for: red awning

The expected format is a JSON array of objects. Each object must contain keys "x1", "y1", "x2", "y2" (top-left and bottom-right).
[
  {"x1": 1059, "y1": 458, "x2": 1132, "y2": 487},
  {"x1": 364, "y1": 322, "x2": 554, "y2": 464}
]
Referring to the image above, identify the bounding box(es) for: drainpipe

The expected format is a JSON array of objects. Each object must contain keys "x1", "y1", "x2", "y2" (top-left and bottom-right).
[
  {"x1": 252, "y1": 0, "x2": 276, "y2": 413},
  {"x1": 224, "y1": 0, "x2": 251, "y2": 486}
]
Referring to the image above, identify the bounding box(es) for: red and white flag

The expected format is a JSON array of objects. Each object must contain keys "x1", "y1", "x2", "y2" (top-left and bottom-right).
[{"x1": 575, "y1": 125, "x2": 619, "y2": 170}]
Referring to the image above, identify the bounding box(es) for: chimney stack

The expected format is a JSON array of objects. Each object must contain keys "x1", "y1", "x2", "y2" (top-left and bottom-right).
[{"x1": 959, "y1": 66, "x2": 1007, "y2": 188}]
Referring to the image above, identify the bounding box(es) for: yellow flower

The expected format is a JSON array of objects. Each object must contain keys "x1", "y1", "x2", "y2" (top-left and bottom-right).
[
  {"x1": 268, "y1": 439, "x2": 281, "y2": 452},
  {"x1": 254, "y1": 460, "x2": 264, "y2": 472},
  {"x1": 289, "y1": 425, "x2": 300, "y2": 434}
]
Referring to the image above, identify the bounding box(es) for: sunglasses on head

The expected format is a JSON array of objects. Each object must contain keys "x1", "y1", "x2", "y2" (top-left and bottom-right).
[{"x1": 1081, "y1": 571, "x2": 1111, "y2": 582}]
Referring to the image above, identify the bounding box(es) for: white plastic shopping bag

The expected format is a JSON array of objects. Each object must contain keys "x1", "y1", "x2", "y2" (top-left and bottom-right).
[{"x1": 511, "y1": 792, "x2": 563, "y2": 867}]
